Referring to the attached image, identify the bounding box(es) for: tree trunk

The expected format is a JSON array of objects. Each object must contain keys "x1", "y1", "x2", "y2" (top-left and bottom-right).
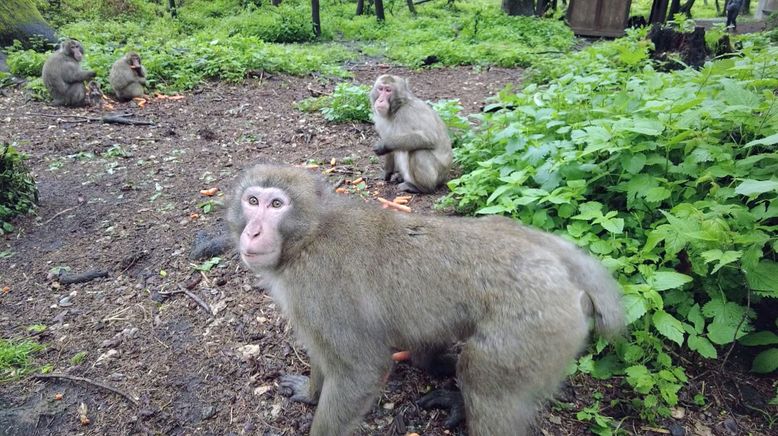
[
  {"x1": 272, "y1": 0, "x2": 282, "y2": 5},
  {"x1": 406, "y1": 0, "x2": 417, "y2": 15},
  {"x1": 312, "y1": 0, "x2": 321, "y2": 37},
  {"x1": 356, "y1": 0, "x2": 365, "y2": 15},
  {"x1": 502, "y1": 0, "x2": 535, "y2": 16},
  {"x1": 0, "y1": 0, "x2": 57, "y2": 49},
  {"x1": 668, "y1": 0, "x2": 682, "y2": 16},
  {"x1": 168, "y1": 0, "x2": 177, "y2": 18},
  {"x1": 537, "y1": 0, "x2": 550, "y2": 15},
  {"x1": 679, "y1": 0, "x2": 697, "y2": 15},
  {"x1": 649, "y1": 0, "x2": 671, "y2": 23},
  {"x1": 375, "y1": 0, "x2": 385, "y2": 21}
]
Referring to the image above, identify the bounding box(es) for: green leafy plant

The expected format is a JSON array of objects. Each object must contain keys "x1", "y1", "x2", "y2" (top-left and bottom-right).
[
  {"x1": 0, "y1": 144, "x2": 38, "y2": 234},
  {"x1": 26, "y1": 324, "x2": 47, "y2": 334},
  {"x1": 443, "y1": 32, "x2": 778, "y2": 424},
  {"x1": 0, "y1": 338, "x2": 45, "y2": 382},
  {"x1": 298, "y1": 83, "x2": 372, "y2": 123},
  {"x1": 70, "y1": 351, "x2": 88, "y2": 365},
  {"x1": 193, "y1": 257, "x2": 221, "y2": 272}
]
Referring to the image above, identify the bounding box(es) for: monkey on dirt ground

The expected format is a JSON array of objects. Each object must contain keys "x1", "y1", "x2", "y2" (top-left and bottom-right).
[
  {"x1": 370, "y1": 74, "x2": 452, "y2": 194},
  {"x1": 109, "y1": 52, "x2": 146, "y2": 101},
  {"x1": 41, "y1": 39, "x2": 97, "y2": 107},
  {"x1": 227, "y1": 164, "x2": 625, "y2": 436}
]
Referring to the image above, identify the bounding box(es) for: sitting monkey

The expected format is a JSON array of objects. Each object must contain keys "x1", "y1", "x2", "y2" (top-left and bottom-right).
[
  {"x1": 370, "y1": 74, "x2": 452, "y2": 193},
  {"x1": 41, "y1": 39, "x2": 96, "y2": 107},
  {"x1": 109, "y1": 52, "x2": 146, "y2": 101}
]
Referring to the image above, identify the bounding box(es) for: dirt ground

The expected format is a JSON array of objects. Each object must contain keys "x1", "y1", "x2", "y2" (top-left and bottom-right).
[{"x1": 0, "y1": 64, "x2": 774, "y2": 436}]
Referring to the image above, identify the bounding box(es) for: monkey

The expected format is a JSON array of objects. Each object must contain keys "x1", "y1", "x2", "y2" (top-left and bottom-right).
[
  {"x1": 109, "y1": 52, "x2": 146, "y2": 102},
  {"x1": 41, "y1": 39, "x2": 96, "y2": 107},
  {"x1": 227, "y1": 164, "x2": 625, "y2": 436},
  {"x1": 369, "y1": 74, "x2": 452, "y2": 194}
]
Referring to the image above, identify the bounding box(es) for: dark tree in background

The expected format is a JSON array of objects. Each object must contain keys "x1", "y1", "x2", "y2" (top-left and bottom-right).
[
  {"x1": 375, "y1": 0, "x2": 385, "y2": 21},
  {"x1": 312, "y1": 0, "x2": 321, "y2": 37},
  {"x1": 0, "y1": 0, "x2": 57, "y2": 49},
  {"x1": 502, "y1": 0, "x2": 536, "y2": 15}
]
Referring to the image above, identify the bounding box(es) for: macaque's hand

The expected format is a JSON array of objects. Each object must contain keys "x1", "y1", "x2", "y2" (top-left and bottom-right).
[{"x1": 372, "y1": 140, "x2": 390, "y2": 156}]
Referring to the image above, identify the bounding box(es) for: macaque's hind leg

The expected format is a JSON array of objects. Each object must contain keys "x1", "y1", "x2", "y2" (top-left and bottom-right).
[
  {"x1": 408, "y1": 151, "x2": 444, "y2": 193},
  {"x1": 418, "y1": 388, "x2": 466, "y2": 428},
  {"x1": 309, "y1": 367, "x2": 388, "y2": 435},
  {"x1": 383, "y1": 153, "x2": 396, "y2": 181}
]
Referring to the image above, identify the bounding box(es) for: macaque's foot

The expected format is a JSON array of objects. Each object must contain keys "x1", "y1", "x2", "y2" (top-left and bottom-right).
[
  {"x1": 421, "y1": 353, "x2": 458, "y2": 378},
  {"x1": 398, "y1": 182, "x2": 421, "y2": 193},
  {"x1": 279, "y1": 374, "x2": 318, "y2": 405},
  {"x1": 417, "y1": 389, "x2": 466, "y2": 428}
]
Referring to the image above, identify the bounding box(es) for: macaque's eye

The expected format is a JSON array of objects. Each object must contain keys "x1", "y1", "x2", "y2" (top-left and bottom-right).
[
  {"x1": 248, "y1": 196, "x2": 259, "y2": 206},
  {"x1": 271, "y1": 199, "x2": 283, "y2": 208}
]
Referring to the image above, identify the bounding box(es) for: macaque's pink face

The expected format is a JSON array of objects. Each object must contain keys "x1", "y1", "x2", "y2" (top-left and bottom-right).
[
  {"x1": 238, "y1": 186, "x2": 290, "y2": 270},
  {"x1": 373, "y1": 83, "x2": 393, "y2": 116},
  {"x1": 129, "y1": 54, "x2": 141, "y2": 68},
  {"x1": 69, "y1": 42, "x2": 83, "y2": 62}
]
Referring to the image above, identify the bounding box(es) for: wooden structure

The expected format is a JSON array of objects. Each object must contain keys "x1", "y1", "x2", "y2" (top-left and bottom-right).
[{"x1": 566, "y1": 0, "x2": 633, "y2": 37}]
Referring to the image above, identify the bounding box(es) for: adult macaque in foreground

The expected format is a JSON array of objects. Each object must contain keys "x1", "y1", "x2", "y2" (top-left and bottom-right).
[
  {"x1": 228, "y1": 164, "x2": 624, "y2": 436},
  {"x1": 109, "y1": 52, "x2": 146, "y2": 101},
  {"x1": 370, "y1": 74, "x2": 452, "y2": 193},
  {"x1": 41, "y1": 39, "x2": 97, "y2": 107}
]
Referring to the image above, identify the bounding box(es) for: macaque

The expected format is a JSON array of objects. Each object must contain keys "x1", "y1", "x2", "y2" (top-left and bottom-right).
[
  {"x1": 109, "y1": 52, "x2": 146, "y2": 101},
  {"x1": 370, "y1": 74, "x2": 452, "y2": 194},
  {"x1": 41, "y1": 39, "x2": 97, "y2": 107},
  {"x1": 228, "y1": 164, "x2": 625, "y2": 436}
]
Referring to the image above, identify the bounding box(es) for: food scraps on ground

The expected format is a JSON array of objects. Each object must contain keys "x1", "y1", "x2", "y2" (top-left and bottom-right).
[
  {"x1": 199, "y1": 188, "x2": 219, "y2": 196},
  {"x1": 377, "y1": 197, "x2": 412, "y2": 213}
]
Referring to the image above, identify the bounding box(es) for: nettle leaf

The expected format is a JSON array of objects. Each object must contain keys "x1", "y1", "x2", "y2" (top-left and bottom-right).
[
  {"x1": 622, "y1": 153, "x2": 647, "y2": 174},
  {"x1": 623, "y1": 293, "x2": 648, "y2": 323},
  {"x1": 622, "y1": 118, "x2": 665, "y2": 136},
  {"x1": 652, "y1": 310, "x2": 686, "y2": 346},
  {"x1": 751, "y1": 348, "x2": 778, "y2": 373},
  {"x1": 596, "y1": 216, "x2": 624, "y2": 234},
  {"x1": 739, "y1": 331, "x2": 778, "y2": 346},
  {"x1": 700, "y1": 249, "x2": 742, "y2": 274},
  {"x1": 745, "y1": 132, "x2": 778, "y2": 148},
  {"x1": 625, "y1": 365, "x2": 655, "y2": 394},
  {"x1": 688, "y1": 334, "x2": 718, "y2": 359},
  {"x1": 644, "y1": 187, "x2": 671, "y2": 203},
  {"x1": 744, "y1": 261, "x2": 778, "y2": 296},
  {"x1": 649, "y1": 271, "x2": 693, "y2": 291},
  {"x1": 687, "y1": 304, "x2": 705, "y2": 334},
  {"x1": 735, "y1": 179, "x2": 778, "y2": 196}
]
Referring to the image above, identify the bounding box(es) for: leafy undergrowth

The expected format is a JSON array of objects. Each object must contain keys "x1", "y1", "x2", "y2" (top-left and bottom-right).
[
  {"x1": 0, "y1": 143, "x2": 38, "y2": 235},
  {"x1": 443, "y1": 30, "x2": 778, "y2": 430},
  {"x1": 6, "y1": 0, "x2": 572, "y2": 94}
]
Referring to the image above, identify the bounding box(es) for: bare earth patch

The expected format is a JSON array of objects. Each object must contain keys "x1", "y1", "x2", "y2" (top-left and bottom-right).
[{"x1": 0, "y1": 64, "x2": 773, "y2": 435}]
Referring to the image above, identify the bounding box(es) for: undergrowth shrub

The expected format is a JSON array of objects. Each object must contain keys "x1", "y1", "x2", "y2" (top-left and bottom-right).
[
  {"x1": 0, "y1": 144, "x2": 38, "y2": 234},
  {"x1": 6, "y1": 46, "x2": 47, "y2": 77},
  {"x1": 443, "y1": 32, "x2": 778, "y2": 428},
  {"x1": 297, "y1": 83, "x2": 372, "y2": 123}
]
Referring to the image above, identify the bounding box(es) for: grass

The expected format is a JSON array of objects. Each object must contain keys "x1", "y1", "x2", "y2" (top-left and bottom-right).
[{"x1": 0, "y1": 338, "x2": 45, "y2": 382}]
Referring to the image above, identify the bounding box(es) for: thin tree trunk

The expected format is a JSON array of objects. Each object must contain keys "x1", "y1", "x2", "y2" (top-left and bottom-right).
[
  {"x1": 356, "y1": 0, "x2": 365, "y2": 15},
  {"x1": 679, "y1": 0, "x2": 697, "y2": 15},
  {"x1": 168, "y1": 0, "x2": 177, "y2": 18},
  {"x1": 650, "y1": 0, "x2": 671, "y2": 23},
  {"x1": 312, "y1": 0, "x2": 321, "y2": 37},
  {"x1": 406, "y1": 0, "x2": 417, "y2": 15},
  {"x1": 375, "y1": 0, "x2": 385, "y2": 21},
  {"x1": 537, "y1": 0, "x2": 550, "y2": 15},
  {"x1": 272, "y1": 0, "x2": 282, "y2": 5},
  {"x1": 668, "y1": 0, "x2": 682, "y2": 16},
  {"x1": 501, "y1": 0, "x2": 535, "y2": 16}
]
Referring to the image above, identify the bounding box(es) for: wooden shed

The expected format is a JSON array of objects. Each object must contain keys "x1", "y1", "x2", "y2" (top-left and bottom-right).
[{"x1": 567, "y1": 0, "x2": 632, "y2": 38}]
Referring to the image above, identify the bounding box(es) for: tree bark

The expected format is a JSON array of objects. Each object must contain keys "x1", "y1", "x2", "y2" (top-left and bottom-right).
[
  {"x1": 406, "y1": 0, "x2": 417, "y2": 15},
  {"x1": 668, "y1": 0, "x2": 682, "y2": 16},
  {"x1": 650, "y1": 0, "x2": 671, "y2": 23},
  {"x1": 375, "y1": 0, "x2": 385, "y2": 21},
  {"x1": 312, "y1": 0, "x2": 321, "y2": 37},
  {"x1": 537, "y1": 0, "x2": 550, "y2": 15},
  {"x1": 168, "y1": 0, "x2": 177, "y2": 18},
  {"x1": 0, "y1": 0, "x2": 57, "y2": 49},
  {"x1": 679, "y1": 0, "x2": 697, "y2": 15},
  {"x1": 356, "y1": 0, "x2": 365, "y2": 15},
  {"x1": 502, "y1": 0, "x2": 535, "y2": 16}
]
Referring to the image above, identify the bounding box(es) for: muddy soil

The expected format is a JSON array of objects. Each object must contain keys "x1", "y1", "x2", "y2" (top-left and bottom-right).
[{"x1": 0, "y1": 64, "x2": 774, "y2": 436}]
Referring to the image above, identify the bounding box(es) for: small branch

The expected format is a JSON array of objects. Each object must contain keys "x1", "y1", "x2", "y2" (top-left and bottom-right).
[
  {"x1": 58, "y1": 269, "x2": 109, "y2": 285},
  {"x1": 25, "y1": 112, "x2": 155, "y2": 126},
  {"x1": 158, "y1": 286, "x2": 213, "y2": 315},
  {"x1": 42, "y1": 205, "x2": 80, "y2": 225},
  {"x1": 32, "y1": 373, "x2": 139, "y2": 406}
]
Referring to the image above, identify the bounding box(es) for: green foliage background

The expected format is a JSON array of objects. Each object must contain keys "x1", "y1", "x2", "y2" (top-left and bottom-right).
[{"x1": 0, "y1": 144, "x2": 38, "y2": 234}]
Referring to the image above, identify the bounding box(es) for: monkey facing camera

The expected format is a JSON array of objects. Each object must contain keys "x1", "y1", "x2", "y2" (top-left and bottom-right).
[
  {"x1": 41, "y1": 39, "x2": 97, "y2": 107},
  {"x1": 370, "y1": 74, "x2": 452, "y2": 194},
  {"x1": 227, "y1": 164, "x2": 625, "y2": 436},
  {"x1": 109, "y1": 52, "x2": 146, "y2": 101}
]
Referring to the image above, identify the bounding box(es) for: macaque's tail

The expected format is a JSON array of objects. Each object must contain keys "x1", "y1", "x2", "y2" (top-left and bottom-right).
[{"x1": 571, "y1": 250, "x2": 626, "y2": 339}]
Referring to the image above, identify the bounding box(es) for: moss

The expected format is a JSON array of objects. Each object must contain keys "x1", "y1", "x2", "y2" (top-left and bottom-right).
[{"x1": 0, "y1": 0, "x2": 55, "y2": 48}]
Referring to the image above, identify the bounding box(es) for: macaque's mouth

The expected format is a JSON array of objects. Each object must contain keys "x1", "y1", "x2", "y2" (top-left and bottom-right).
[{"x1": 241, "y1": 251, "x2": 272, "y2": 258}]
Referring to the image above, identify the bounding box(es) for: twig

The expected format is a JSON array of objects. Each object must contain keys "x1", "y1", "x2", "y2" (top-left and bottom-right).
[
  {"x1": 32, "y1": 373, "x2": 139, "y2": 406},
  {"x1": 42, "y1": 205, "x2": 80, "y2": 224},
  {"x1": 25, "y1": 112, "x2": 154, "y2": 126},
  {"x1": 158, "y1": 286, "x2": 213, "y2": 315}
]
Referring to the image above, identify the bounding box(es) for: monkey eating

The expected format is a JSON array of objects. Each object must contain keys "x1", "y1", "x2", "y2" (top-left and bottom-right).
[
  {"x1": 41, "y1": 39, "x2": 96, "y2": 107},
  {"x1": 228, "y1": 164, "x2": 625, "y2": 436},
  {"x1": 370, "y1": 74, "x2": 452, "y2": 194},
  {"x1": 109, "y1": 52, "x2": 146, "y2": 102}
]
